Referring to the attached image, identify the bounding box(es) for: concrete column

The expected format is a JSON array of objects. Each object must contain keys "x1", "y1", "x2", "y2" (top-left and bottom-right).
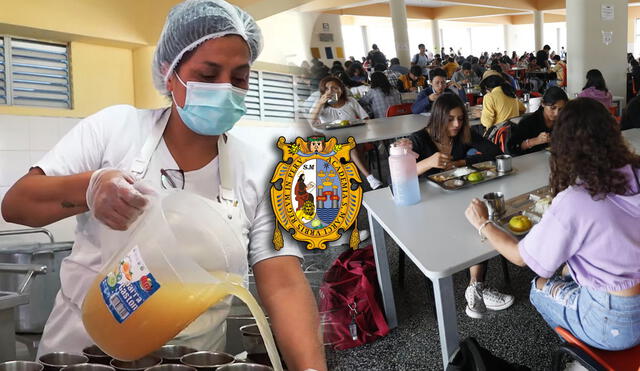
[
  {"x1": 431, "y1": 19, "x2": 440, "y2": 52},
  {"x1": 389, "y1": 0, "x2": 411, "y2": 67},
  {"x1": 503, "y1": 24, "x2": 512, "y2": 54},
  {"x1": 534, "y1": 10, "x2": 544, "y2": 51},
  {"x1": 360, "y1": 25, "x2": 369, "y2": 59},
  {"x1": 566, "y1": 0, "x2": 627, "y2": 101}
]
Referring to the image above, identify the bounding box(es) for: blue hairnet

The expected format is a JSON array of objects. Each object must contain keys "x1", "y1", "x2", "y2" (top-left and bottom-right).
[{"x1": 152, "y1": 0, "x2": 263, "y2": 96}]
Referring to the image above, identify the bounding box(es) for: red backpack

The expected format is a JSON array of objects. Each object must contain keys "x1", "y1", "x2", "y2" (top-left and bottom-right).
[{"x1": 319, "y1": 245, "x2": 390, "y2": 350}]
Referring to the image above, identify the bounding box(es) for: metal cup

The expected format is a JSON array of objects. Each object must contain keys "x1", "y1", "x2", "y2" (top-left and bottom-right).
[
  {"x1": 60, "y1": 364, "x2": 115, "y2": 371},
  {"x1": 217, "y1": 365, "x2": 272, "y2": 371},
  {"x1": 153, "y1": 345, "x2": 198, "y2": 364},
  {"x1": 240, "y1": 324, "x2": 266, "y2": 355},
  {"x1": 0, "y1": 361, "x2": 44, "y2": 371},
  {"x1": 483, "y1": 192, "x2": 506, "y2": 220},
  {"x1": 109, "y1": 356, "x2": 161, "y2": 371},
  {"x1": 495, "y1": 155, "x2": 512, "y2": 173},
  {"x1": 146, "y1": 365, "x2": 196, "y2": 371},
  {"x1": 82, "y1": 345, "x2": 112, "y2": 365},
  {"x1": 180, "y1": 352, "x2": 235, "y2": 371},
  {"x1": 38, "y1": 353, "x2": 89, "y2": 371}
]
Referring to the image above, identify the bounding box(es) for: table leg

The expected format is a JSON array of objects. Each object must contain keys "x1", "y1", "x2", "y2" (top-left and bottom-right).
[
  {"x1": 368, "y1": 213, "x2": 397, "y2": 329},
  {"x1": 433, "y1": 275, "x2": 459, "y2": 368}
]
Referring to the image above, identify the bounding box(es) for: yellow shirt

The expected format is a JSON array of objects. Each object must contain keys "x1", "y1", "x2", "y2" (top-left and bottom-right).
[
  {"x1": 442, "y1": 62, "x2": 460, "y2": 79},
  {"x1": 551, "y1": 61, "x2": 566, "y2": 82},
  {"x1": 480, "y1": 86, "x2": 526, "y2": 129}
]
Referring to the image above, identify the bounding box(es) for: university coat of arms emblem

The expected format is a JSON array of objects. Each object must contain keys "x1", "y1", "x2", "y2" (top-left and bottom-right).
[{"x1": 270, "y1": 136, "x2": 363, "y2": 250}]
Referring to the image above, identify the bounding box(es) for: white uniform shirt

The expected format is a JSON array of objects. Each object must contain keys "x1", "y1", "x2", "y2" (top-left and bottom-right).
[
  {"x1": 35, "y1": 104, "x2": 303, "y2": 355},
  {"x1": 313, "y1": 97, "x2": 369, "y2": 124}
]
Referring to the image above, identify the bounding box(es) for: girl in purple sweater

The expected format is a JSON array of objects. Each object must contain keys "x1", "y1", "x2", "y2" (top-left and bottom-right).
[
  {"x1": 465, "y1": 98, "x2": 640, "y2": 351},
  {"x1": 577, "y1": 69, "x2": 613, "y2": 108}
]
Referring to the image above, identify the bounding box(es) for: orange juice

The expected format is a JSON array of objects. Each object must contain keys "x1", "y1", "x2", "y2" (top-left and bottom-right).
[{"x1": 82, "y1": 272, "x2": 283, "y2": 371}]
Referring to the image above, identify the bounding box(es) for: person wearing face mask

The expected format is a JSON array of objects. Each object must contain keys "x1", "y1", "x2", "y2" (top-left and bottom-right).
[
  {"x1": 399, "y1": 94, "x2": 512, "y2": 319},
  {"x1": 0, "y1": 1, "x2": 326, "y2": 369},
  {"x1": 411, "y1": 68, "x2": 466, "y2": 114},
  {"x1": 507, "y1": 87, "x2": 568, "y2": 156}
]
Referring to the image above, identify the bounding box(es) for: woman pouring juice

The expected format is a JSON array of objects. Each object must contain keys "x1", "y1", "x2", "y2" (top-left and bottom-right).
[{"x1": 0, "y1": 1, "x2": 326, "y2": 369}]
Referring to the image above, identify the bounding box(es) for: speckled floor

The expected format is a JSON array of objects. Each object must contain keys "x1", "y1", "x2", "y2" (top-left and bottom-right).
[{"x1": 321, "y1": 157, "x2": 564, "y2": 371}]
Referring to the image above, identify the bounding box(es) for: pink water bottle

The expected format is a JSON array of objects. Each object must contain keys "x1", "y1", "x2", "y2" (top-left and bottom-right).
[{"x1": 388, "y1": 142, "x2": 420, "y2": 206}]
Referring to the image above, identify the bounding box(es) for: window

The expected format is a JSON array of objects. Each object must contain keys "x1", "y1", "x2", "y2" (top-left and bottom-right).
[
  {"x1": 0, "y1": 36, "x2": 71, "y2": 108},
  {"x1": 244, "y1": 70, "x2": 313, "y2": 122}
]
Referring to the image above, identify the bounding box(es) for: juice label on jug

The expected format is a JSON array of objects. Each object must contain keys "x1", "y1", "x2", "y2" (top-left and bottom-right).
[{"x1": 99, "y1": 246, "x2": 160, "y2": 323}]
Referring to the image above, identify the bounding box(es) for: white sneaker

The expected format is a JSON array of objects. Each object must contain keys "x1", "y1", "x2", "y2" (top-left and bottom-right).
[
  {"x1": 482, "y1": 286, "x2": 515, "y2": 311},
  {"x1": 366, "y1": 175, "x2": 383, "y2": 190},
  {"x1": 464, "y1": 282, "x2": 487, "y2": 319}
]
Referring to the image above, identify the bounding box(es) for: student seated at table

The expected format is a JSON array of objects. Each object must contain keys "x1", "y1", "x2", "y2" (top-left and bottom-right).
[
  {"x1": 465, "y1": 98, "x2": 640, "y2": 350},
  {"x1": 548, "y1": 55, "x2": 566, "y2": 88},
  {"x1": 490, "y1": 64, "x2": 518, "y2": 90},
  {"x1": 411, "y1": 68, "x2": 466, "y2": 114},
  {"x1": 452, "y1": 62, "x2": 481, "y2": 86},
  {"x1": 442, "y1": 57, "x2": 460, "y2": 79},
  {"x1": 507, "y1": 87, "x2": 568, "y2": 156},
  {"x1": 347, "y1": 63, "x2": 369, "y2": 84},
  {"x1": 398, "y1": 65, "x2": 427, "y2": 93},
  {"x1": 400, "y1": 94, "x2": 512, "y2": 318},
  {"x1": 359, "y1": 72, "x2": 401, "y2": 119},
  {"x1": 577, "y1": 69, "x2": 613, "y2": 108},
  {"x1": 479, "y1": 71, "x2": 525, "y2": 134},
  {"x1": 309, "y1": 76, "x2": 383, "y2": 189}
]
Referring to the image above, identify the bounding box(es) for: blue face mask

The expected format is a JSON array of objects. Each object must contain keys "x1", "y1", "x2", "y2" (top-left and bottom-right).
[{"x1": 172, "y1": 72, "x2": 247, "y2": 136}]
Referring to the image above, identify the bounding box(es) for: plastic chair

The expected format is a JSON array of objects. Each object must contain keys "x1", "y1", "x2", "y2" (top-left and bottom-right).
[
  {"x1": 552, "y1": 326, "x2": 640, "y2": 371},
  {"x1": 386, "y1": 103, "x2": 414, "y2": 117}
]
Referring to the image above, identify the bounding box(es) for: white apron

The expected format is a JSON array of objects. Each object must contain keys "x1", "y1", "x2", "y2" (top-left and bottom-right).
[{"x1": 37, "y1": 109, "x2": 250, "y2": 357}]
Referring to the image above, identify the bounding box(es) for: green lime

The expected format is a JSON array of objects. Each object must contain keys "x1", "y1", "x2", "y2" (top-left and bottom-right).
[{"x1": 467, "y1": 172, "x2": 484, "y2": 182}]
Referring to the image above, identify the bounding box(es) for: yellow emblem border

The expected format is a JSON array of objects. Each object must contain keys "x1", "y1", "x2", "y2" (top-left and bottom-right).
[{"x1": 270, "y1": 136, "x2": 363, "y2": 250}]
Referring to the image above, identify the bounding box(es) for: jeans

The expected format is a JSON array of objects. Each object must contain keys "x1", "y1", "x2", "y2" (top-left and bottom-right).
[{"x1": 529, "y1": 275, "x2": 640, "y2": 351}]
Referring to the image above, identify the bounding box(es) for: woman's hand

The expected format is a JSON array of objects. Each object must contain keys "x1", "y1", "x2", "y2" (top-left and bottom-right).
[
  {"x1": 536, "y1": 132, "x2": 551, "y2": 145},
  {"x1": 318, "y1": 91, "x2": 331, "y2": 105},
  {"x1": 465, "y1": 198, "x2": 489, "y2": 230},
  {"x1": 428, "y1": 92, "x2": 441, "y2": 102},
  {"x1": 86, "y1": 169, "x2": 151, "y2": 231},
  {"x1": 423, "y1": 152, "x2": 451, "y2": 169}
]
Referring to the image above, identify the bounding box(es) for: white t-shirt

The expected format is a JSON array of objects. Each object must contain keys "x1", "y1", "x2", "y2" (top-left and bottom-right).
[
  {"x1": 34, "y1": 104, "x2": 303, "y2": 355},
  {"x1": 315, "y1": 97, "x2": 369, "y2": 124}
]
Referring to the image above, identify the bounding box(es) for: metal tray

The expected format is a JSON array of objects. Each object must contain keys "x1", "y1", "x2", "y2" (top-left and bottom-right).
[
  {"x1": 322, "y1": 120, "x2": 366, "y2": 130},
  {"x1": 496, "y1": 185, "x2": 553, "y2": 237},
  {"x1": 427, "y1": 161, "x2": 516, "y2": 190}
]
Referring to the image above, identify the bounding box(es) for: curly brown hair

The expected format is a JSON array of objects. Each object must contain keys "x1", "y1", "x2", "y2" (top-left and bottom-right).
[{"x1": 550, "y1": 98, "x2": 640, "y2": 198}]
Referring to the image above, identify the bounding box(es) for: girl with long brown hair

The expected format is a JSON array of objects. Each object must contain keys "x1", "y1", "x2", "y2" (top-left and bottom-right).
[{"x1": 465, "y1": 98, "x2": 640, "y2": 350}]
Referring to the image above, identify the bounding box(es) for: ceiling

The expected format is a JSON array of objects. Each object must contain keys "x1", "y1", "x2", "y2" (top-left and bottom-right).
[{"x1": 403, "y1": 0, "x2": 453, "y2": 7}]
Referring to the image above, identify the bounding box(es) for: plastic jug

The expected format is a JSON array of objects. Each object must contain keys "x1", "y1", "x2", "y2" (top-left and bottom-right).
[
  {"x1": 388, "y1": 143, "x2": 421, "y2": 206},
  {"x1": 81, "y1": 191, "x2": 249, "y2": 360}
]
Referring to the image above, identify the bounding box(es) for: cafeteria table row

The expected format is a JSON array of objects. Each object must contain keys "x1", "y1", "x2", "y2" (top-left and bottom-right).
[{"x1": 363, "y1": 128, "x2": 640, "y2": 369}]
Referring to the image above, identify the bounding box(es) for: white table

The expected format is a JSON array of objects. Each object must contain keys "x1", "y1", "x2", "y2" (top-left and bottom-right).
[
  {"x1": 362, "y1": 129, "x2": 640, "y2": 369},
  {"x1": 313, "y1": 114, "x2": 428, "y2": 144}
]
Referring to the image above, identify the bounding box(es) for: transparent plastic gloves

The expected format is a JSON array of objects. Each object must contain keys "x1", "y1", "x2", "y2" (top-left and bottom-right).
[{"x1": 86, "y1": 168, "x2": 155, "y2": 230}]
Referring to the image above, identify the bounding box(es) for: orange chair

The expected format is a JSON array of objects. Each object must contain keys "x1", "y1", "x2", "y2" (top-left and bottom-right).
[
  {"x1": 552, "y1": 327, "x2": 640, "y2": 371},
  {"x1": 386, "y1": 103, "x2": 413, "y2": 117}
]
